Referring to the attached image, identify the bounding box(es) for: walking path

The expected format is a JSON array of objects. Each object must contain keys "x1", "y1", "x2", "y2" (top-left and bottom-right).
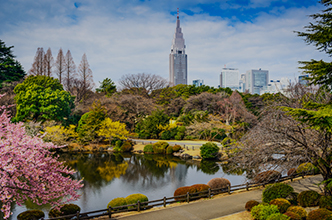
[{"x1": 111, "y1": 175, "x2": 323, "y2": 220}]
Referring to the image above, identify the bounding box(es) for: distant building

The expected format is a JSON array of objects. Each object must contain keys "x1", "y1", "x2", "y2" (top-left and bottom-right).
[
  {"x1": 261, "y1": 78, "x2": 290, "y2": 94},
  {"x1": 239, "y1": 74, "x2": 246, "y2": 93},
  {"x1": 169, "y1": 9, "x2": 187, "y2": 86},
  {"x1": 220, "y1": 68, "x2": 239, "y2": 91},
  {"x1": 193, "y1": 79, "x2": 204, "y2": 87},
  {"x1": 246, "y1": 69, "x2": 269, "y2": 94},
  {"x1": 299, "y1": 74, "x2": 309, "y2": 85}
]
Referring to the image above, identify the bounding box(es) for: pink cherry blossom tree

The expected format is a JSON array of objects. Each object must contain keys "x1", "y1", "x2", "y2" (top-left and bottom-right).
[{"x1": 0, "y1": 94, "x2": 83, "y2": 219}]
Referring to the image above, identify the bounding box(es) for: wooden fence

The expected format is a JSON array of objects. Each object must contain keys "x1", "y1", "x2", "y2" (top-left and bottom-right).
[{"x1": 42, "y1": 171, "x2": 312, "y2": 220}]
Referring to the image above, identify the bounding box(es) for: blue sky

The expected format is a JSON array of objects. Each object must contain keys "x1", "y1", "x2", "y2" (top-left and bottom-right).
[{"x1": 0, "y1": 0, "x2": 328, "y2": 88}]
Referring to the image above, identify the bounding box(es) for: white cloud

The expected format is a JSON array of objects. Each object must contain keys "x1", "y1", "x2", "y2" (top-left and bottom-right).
[{"x1": 1, "y1": 1, "x2": 329, "y2": 88}]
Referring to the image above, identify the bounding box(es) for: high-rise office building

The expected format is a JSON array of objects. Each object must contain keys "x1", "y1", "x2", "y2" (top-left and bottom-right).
[
  {"x1": 220, "y1": 68, "x2": 239, "y2": 90},
  {"x1": 169, "y1": 9, "x2": 187, "y2": 86},
  {"x1": 246, "y1": 69, "x2": 269, "y2": 94},
  {"x1": 193, "y1": 79, "x2": 204, "y2": 86}
]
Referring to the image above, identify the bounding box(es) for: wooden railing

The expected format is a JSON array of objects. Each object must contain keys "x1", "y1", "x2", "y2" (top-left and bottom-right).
[{"x1": 42, "y1": 171, "x2": 312, "y2": 220}]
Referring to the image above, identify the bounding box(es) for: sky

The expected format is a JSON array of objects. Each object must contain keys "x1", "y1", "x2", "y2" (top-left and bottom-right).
[{"x1": 0, "y1": 0, "x2": 330, "y2": 88}]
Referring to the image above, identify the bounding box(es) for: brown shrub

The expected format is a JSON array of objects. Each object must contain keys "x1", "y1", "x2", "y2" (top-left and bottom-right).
[
  {"x1": 174, "y1": 184, "x2": 210, "y2": 201},
  {"x1": 207, "y1": 178, "x2": 231, "y2": 191},
  {"x1": 284, "y1": 211, "x2": 301, "y2": 220},
  {"x1": 174, "y1": 186, "x2": 191, "y2": 201},
  {"x1": 254, "y1": 170, "x2": 281, "y2": 183},
  {"x1": 245, "y1": 200, "x2": 259, "y2": 211},
  {"x1": 190, "y1": 184, "x2": 210, "y2": 193},
  {"x1": 287, "y1": 168, "x2": 296, "y2": 176}
]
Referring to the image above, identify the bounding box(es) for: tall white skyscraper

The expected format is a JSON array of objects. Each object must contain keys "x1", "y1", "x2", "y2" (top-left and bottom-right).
[
  {"x1": 220, "y1": 68, "x2": 239, "y2": 90},
  {"x1": 169, "y1": 9, "x2": 187, "y2": 86},
  {"x1": 246, "y1": 69, "x2": 269, "y2": 94}
]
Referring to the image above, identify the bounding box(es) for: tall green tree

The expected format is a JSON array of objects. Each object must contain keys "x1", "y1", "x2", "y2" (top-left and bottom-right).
[
  {"x1": 13, "y1": 75, "x2": 74, "y2": 122},
  {"x1": 0, "y1": 40, "x2": 26, "y2": 87},
  {"x1": 135, "y1": 110, "x2": 169, "y2": 139},
  {"x1": 96, "y1": 78, "x2": 116, "y2": 97}
]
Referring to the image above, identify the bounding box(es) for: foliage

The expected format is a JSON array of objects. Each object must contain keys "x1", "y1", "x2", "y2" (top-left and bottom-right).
[
  {"x1": 49, "y1": 204, "x2": 81, "y2": 218},
  {"x1": 107, "y1": 197, "x2": 127, "y2": 210},
  {"x1": 269, "y1": 198, "x2": 291, "y2": 213},
  {"x1": 251, "y1": 204, "x2": 280, "y2": 220},
  {"x1": 320, "y1": 196, "x2": 332, "y2": 211},
  {"x1": 207, "y1": 178, "x2": 230, "y2": 191},
  {"x1": 174, "y1": 186, "x2": 191, "y2": 201},
  {"x1": 42, "y1": 124, "x2": 78, "y2": 145},
  {"x1": 173, "y1": 184, "x2": 210, "y2": 201},
  {"x1": 166, "y1": 145, "x2": 173, "y2": 154},
  {"x1": 0, "y1": 40, "x2": 26, "y2": 87},
  {"x1": 125, "y1": 194, "x2": 148, "y2": 209},
  {"x1": 283, "y1": 211, "x2": 301, "y2": 220},
  {"x1": 266, "y1": 213, "x2": 290, "y2": 220},
  {"x1": 296, "y1": 162, "x2": 319, "y2": 174},
  {"x1": 152, "y1": 141, "x2": 169, "y2": 154},
  {"x1": 120, "y1": 141, "x2": 133, "y2": 152},
  {"x1": 262, "y1": 183, "x2": 294, "y2": 203},
  {"x1": 200, "y1": 142, "x2": 219, "y2": 159},
  {"x1": 172, "y1": 145, "x2": 182, "y2": 152},
  {"x1": 0, "y1": 94, "x2": 83, "y2": 219},
  {"x1": 286, "y1": 206, "x2": 307, "y2": 219},
  {"x1": 307, "y1": 208, "x2": 332, "y2": 220},
  {"x1": 287, "y1": 168, "x2": 296, "y2": 176},
  {"x1": 143, "y1": 144, "x2": 154, "y2": 153},
  {"x1": 97, "y1": 118, "x2": 129, "y2": 144},
  {"x1": 254, "y1": 171, "x2": 282, "y2": 184},
  {"x1": 77, "y1": 100, "x2": 107, "y2": 143},
  {"x1": 96, "y1": 78, "x2": 116, "y2": 97},
  {"x1": 135, "y1": 110, "x2": 170, "y2": 139},
  {"x1": 245, "y1": 200, "x2": 260, "y2": 211},
  {"x1": 13, "y1": 75, "x2": 74, "y2": 122},
  {"x1": 17, "y1": 210, "x2": 45, "y2": 220},
  {"x1": 298, "y1": 190, "x2": 321, "y2": 207},
  {"x1": 200, "y1": 160, "x2": 220, "y2": 174}
]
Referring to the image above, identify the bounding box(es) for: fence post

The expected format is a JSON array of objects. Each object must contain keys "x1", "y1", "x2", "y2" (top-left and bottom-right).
[
  {"x1": 246, "y1": 182, "x2": 249, "y2": 191},
  {"x1": 137, "y1": 200, "x2": 141, "y2": 212},
  {"x1": 186, "y1": 192, "x2": 190, "y2": 203},
  {"x1": 108, "y1": 206, "x2": 112, "y2": 218},
  {"x1": 302, "y1": 172, "x2": 304, "y2": 179},
  {"x1": 208, "y1": 188, "x2": 211, "y2": 198},
  {"x1": 192, "y1": 146, "x2": 194, "y2": 150},
  {"x1": 76, "y1": 211, "x2": 80, "y2": 220},
  {"x1": 163, "y1": 196, "x2": 166, "y2": 207},
  {"x1": 228, "y1": 185, "x2": 231, "y2": 194}
]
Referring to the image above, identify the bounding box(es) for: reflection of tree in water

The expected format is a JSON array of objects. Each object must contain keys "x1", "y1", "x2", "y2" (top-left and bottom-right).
[
  {"x1": 221, "y1": 161, "x2": 246, "y2": 176},
  {"x1": 199, "y1": 160, "x2": 220, "y2": 175}
]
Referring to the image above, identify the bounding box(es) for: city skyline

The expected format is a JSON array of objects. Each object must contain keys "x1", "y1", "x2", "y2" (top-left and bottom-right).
[{"x1": 0, "y1": 0, "x2": 329, "y2": 88}]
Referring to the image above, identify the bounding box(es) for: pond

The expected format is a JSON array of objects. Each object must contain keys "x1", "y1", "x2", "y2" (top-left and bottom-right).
[{"x1": 10, "y1": 152, "x2": 247, "y2": 219}]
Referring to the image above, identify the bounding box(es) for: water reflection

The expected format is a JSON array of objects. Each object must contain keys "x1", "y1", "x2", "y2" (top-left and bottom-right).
[{"x1": 10, "y1": 152, "x2": 247, "y2": 219}]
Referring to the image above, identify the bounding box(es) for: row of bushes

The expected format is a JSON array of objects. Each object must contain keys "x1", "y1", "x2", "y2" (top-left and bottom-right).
[
  {"x1": 17, "y1": 204, "x2": 80, "y2": 220},
  {"x1": 246, "y1": 182, "x2": 332, "y2": 220},
  {"x1": 112, "y1": 140, "x2": 134, "y2": 152},
  {"x1": 107, "y1": 193, "x2": 149, "y2": 210},
  {"x1": 143, "y1": 141, "x2": 182, "y2": 154}
]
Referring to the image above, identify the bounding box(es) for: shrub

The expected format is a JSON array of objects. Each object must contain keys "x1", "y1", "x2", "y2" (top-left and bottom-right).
[
  {"x1": 115, "y1": 140, "x2": 123, "y2": 148},
  {"x1": 143, "y1": 144, "x2": 154, "y2": 153},
  {"x1": 172, "y1": 145, "x2": 182, "y2": 152},
  {"x1": 153, "y1": 141, "x2": 169, "y2": 154},
  {"x1": 266, "y1": 213, "x2": 291, "y2": 220},
  {"x1": 120, "y1": 141, "x2": 133, "y2": 152},
  {"x1": 251, "y1": 204, "x2": 280, "y2": 220},
  {"x1": 245, "y1": 200, "x2": 260, "y2": 211},
  {"x1": 107, "y1": 197, "x2": 127, "y2": 210},
  {"x1": 262, "y1": 183, "x2": 294, "y2": 203},
  {"x1": 287, "y1": 192, "x2": 299, "y2": 205},
  {"x1": 166, "y1": 145, "x2": 173, "y2": 154},
  {"x1": 174, "y1": 186, "x2": 191, "y2": 201},
  {"x1": 125, "y1": 194, "x2": 148, "y2": 209},
  {"x1": 320, "y1": 196, "x2": 332, "y2": 211},
  {"x1": 287, "y1": 168, "x2": 296, "y2": 176},
  {"x1": 283, "y1": 211, "x2": 300, "y2": 220},
  {"x1": 200, "y1": 142, "x2": 219, "y2": 159},
  {"x1": 307, "y1": 208, "x2": 332, "y2": 220},
  {"x1": 49, "y1": 204, "x2": 81, "y2": 218},
  {"x1": 286, "y1": 206, "x2": 307, "y2": 219},
  {"x1": 270, "y1": 198, "x2": 291, "y2": 213},
  {"x1": 160, "y1": 130, "x2": 172, "y2": 140},
  {"x1": 207, "y1": 178, "x2": 231, "y2": 191},
  {"x1": 296, "y1": 162, "x2": 319, "y2": 175},
  {"x1": 17, "y1": 210, "x2": 45, "y2": 220},
  {"x1": 254, "y1": 170, "x2": 281, "y2": 183},
  {"x1": 298, "y1": 190, "x2": 321, "y2": 207}
]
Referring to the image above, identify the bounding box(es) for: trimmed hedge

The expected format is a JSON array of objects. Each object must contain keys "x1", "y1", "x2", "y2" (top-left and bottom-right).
[
  {"x1": 245, "y1": 200, "x2": 260, "y2": 211},
  {"x1": 152, "y1": 141, "x2": 169, "y2": 154},
  {"x1": 172, "y1": 145, "x2": 182, "y2": 152},
  {"x1": 296, "y1": 162, "x2": 319, "y2": 175},
  {"x1": 287, "y1": 168, "x2": 296, "y2": 176},
  {"x1": 286, "y1": 206, "x2": 307, "y2": 219},
  {"x1": 266, "y1": 213, "x2": 291, "y2": 220},
  {"x1": 251, "y1": 204, "x2": 280, "y2": 220},
  {"x1": 107, "y1": 197, "x2": 127, "y2": 210},
  {"x1": 307, "y1": 208, "x2": 332, "y2": 220},
  {"x1": 17, "y1": 210, "x2": 45, "y2": 220},
  {"x1": 125, "y1": 194, "x2": 149, "y2": 209},
  {"x1": 269, "y1": 198, "x2": 291, "y2": 213},
  {"x1": 207, "y1": 178, "x2": 231, "y2": 191},
  {"x1": 283, "y1": 211, "x2": 300, "y2": 220},
  {"x1": 262, "y1": 183, "x2": 294, "y2": 203},
  {"x1": 173, "y1": 184, "x2": 210, "y2": 201},
  {"x1": 49, "y1": 204, "x2": 81, "y2": 218},
  {"x1": 120, "y1": 141, "x2": 133, "y2": 152},
  {"x1": 254, "y1": 170, "x2": 281, "y2": 183},
  {"x1": 298, "y1": 190, "x2": 321, "y2": 207},
  {"x1": 200, "y1": 142, "x2": 219, "y2": 159},
  {"x1": 143, "y1": 144, "x2": 154, "y2": 153},
  {"x1": 320, "y1": 196, "x2": 332, "y2": 211},
  {"x1": 166, "y1": 145, "x2": 173, "y2": 154}
]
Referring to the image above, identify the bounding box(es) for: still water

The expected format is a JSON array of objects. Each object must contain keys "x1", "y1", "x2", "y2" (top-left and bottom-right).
[{"x1": 10, "y1": 152, "x2": 247, "y2": 219}]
